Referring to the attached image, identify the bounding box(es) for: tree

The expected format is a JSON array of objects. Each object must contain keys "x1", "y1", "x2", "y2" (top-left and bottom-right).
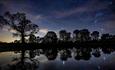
[
  {"x1": 73, "y1": 29, "x2": 80, "y2": 42},
  {"x1": 91, "y1": 31, "x2": 99, "y2": 40},
  {"x1": 28, "y1": 33, "x2": 38, "y2": 59},
  {"x1": 0, "y1": 16, "x2": 9, "y2": 28},
  {"x1": 4, "y1": 12, "x2": 39, "y2": 42},
  {"x1": 79, "y1": 29, "x2": 90, "y2": 41},
  {"x1": 0, "y1": 11, "x2": 39, "y2": 64},
  {"x1": 101, "y1": 33, "x2": 110, "y2": 40},
  {"x1": 36, "y1": 36, "x2": 40, "y2": 43},
  {"x1": 66, "y1": 32, "x2": 71, "y2": 41},
  {"x1": 14, "y1": 40, "x2": 21, "y2": 43},
  {"x1": 59, "y1": 30, "x2": 67, "y2": 41},
  {"x1": 29, "y1": 33, "x2": 37, "y2": 43},
  {"x1": 44, "y1": 31, "x2": 57, "y2": 43},
  {"x1": 59, "y1": 30, "x2": 71, "y2": 42}
]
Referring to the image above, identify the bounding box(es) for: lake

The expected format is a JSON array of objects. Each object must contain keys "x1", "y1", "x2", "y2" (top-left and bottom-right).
[{"x1": 0, "y1": 47, "x2": 115, "y2": 70}]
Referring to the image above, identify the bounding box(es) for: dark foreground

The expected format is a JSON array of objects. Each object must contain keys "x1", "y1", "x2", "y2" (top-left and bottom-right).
[
  {"x1": 0, "y1": 41, "x2": 115, "y2": 70},
  {"x1": 0, "y1": 45, "x2": 115, "y2": 70},
  {"x1": 0, "y1": 40, "x2": 115, "y2": 52}
]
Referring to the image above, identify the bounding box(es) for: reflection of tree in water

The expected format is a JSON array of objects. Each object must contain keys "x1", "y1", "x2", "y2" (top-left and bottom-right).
[
  {"x1": 8, "y1": 58, "x2": 39, "y2": 70},
  {"x1": 28, "y1": 47, "x2": 115, "y2": 62},
  {"x1": 92, "y1": 48, "x2": 101, "y2": 57},
  {"x1": 29, "y1": 50, "x2": 36, "y2": 58},
  {"x1": 44, "y1": 49, "x2": 58, "y2": 60},
  {"x1": 102, "y1": 48, "x2": 114, "y2": 54},
  {"x1": 74, "y1": 47, "x2": 91, "y2": 60},
  {"x1": 29, "y1": 49, "x2": 44, "y2": 58},
  {"x1": 59, "y1": 49, "x2": 72, "y2": 61},
  {"x1": 1, "y1": 47, "x2": 115, "y2": 70}
]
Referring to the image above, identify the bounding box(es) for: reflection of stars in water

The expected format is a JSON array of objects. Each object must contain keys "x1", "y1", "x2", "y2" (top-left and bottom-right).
[
  {"x1": 62, "y1": 61, "x2": 65, "y2": 65},
  {"x1": 103, "y1": 57, "x2": 106, "y2": 61}
]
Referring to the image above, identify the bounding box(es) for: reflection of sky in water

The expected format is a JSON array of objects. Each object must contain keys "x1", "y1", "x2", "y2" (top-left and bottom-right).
[
  {"x1": 0, "y1": 52, "x2": 20, "y2": 66},
  {"x1": 0, "y1": 50, "x2": 115, "y2": 70},
  {"x1": 37, "y1": 51, "x2": 115, "y2": 70}
]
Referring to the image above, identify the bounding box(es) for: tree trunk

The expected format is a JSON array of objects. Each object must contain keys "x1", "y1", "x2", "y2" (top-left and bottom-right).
[{"x1": 21, "y1": 32, "x2": 25, "y2": 67}]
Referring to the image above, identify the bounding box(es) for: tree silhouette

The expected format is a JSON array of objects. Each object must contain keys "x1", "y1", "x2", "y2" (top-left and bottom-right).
[
  {"x1": 73, "y1": 29, "x2": 80, "y2": 42},
  {"x1": 101, "y1": 33, "x2": 110, "y2": 40},
  {"x1": 14, "y1": 40, "x2": 21, "y2": 43},
  {"x1": 59, "y1": 30, "x2": 67, "y2": 41},
  {"x1": 28, "y1": 33, "x2": 38, "y2": 59},
  {"x1": 79, "y1": 29, "x2": 90, "y2": 41},
  {"x1": 91, "y1": 31, "x2": 99, "y2": 40},
  {"x1": 29, "y1": 33, "x2": 37, "y2": 43},
  {"x1": 59, "y1": 30, "x2": 71, "y2": 42},
  {"x1": 35, "y1": 36, "x2": 40, "y2": 43},
  {"x1": 4, "y1": 12, "x2": 39, "y2": 43},
  {"x1": 66, "y1": 32, "x2": 71, "y2": 41},
  {"x1": 0, "y1": 11, "x2": 39, "y2": 65},
  {"x1": 44, "y1": 31, "x2": 57, "y2": 43},
  {"x1": 0, "y1": 16, "x2": 9, "y2": 28}
]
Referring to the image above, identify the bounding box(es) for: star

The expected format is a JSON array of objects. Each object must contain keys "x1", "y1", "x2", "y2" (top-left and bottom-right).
[{"x1": 103, "y1": 57, "x2": 106, "y2": 61}]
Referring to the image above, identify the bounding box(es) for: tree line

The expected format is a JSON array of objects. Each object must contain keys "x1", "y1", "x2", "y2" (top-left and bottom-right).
[
  {"x1": 0, "y1": 12, "x2": 115, "y2": 44},
  {"x1": 17, "y1": 29, "x2": 115, "y2": 44}
]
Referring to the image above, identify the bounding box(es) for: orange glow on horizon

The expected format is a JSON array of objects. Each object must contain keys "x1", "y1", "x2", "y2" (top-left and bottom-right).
[{"x1": 0, "y1": 31, "x2": 19, "y2": 43}]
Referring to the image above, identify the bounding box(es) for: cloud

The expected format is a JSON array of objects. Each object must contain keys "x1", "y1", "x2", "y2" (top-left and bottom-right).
[
  {"x1": 105, "y1": 21, "x2": 115, "y2": 29},
  {"x1": 39, "y1": 28, "x2": 48, "y2": 34},
  {"x1": 36, "y1": 28, "x2": 48, "y2": 37},
  {"x1": 48, "y1": 0, "x2": 110, "y2": 19},
  {"x1": 9, "y1": 29, "x2": 17, "y2": 33},
  {"x1": 27, "y1": 14, "x2": 44, "y2": 22}
]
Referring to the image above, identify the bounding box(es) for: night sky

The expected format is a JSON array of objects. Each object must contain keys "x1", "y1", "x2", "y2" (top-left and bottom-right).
[{"x1": 0, "y1": 0, "x2": 115, "y2": 42}]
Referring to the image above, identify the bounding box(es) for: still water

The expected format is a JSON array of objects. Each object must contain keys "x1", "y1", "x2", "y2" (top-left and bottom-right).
[{"x1": 0, "y1": 47, "x2": 115, "y2": 70}]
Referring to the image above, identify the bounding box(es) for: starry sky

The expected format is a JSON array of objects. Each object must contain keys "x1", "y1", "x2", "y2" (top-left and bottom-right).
[{"x1": 0, "y1": 0, "x2": 115, "y2": 42}]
